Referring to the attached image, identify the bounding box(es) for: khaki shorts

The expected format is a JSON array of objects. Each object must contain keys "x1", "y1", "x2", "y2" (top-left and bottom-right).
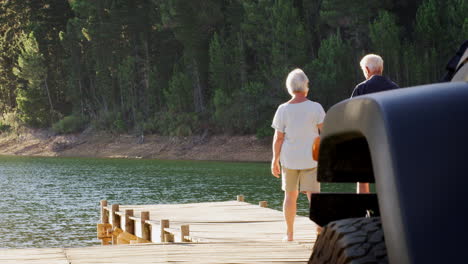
[{"x1": 281, "y1": 167, "x2": 320, "y2": 192}]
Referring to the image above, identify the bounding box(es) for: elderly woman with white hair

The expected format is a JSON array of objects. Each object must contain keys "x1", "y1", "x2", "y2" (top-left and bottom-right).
[{"x1": 271, "y1": 68, "x2": 325, "y2": 242}]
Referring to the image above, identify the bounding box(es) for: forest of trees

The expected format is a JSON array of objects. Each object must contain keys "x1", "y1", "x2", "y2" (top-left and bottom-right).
[{"x1": 0, "y1": 0, "x2": 466, "y2": 137}]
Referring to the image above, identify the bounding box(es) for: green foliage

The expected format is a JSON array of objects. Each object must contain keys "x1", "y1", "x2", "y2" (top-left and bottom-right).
[
  {"x1": 160, "y1": 0, "x2": 223, "y2": 112},
  {"x1": 113, "y1": 117, "x2": 127, "y2": 134},
  {"x1": 0, "y1": 0, "x2": 465, "y2": 137},
  {"x1": 13, "y1": 33, "x2": 51, "y2": 128},
  {"x1": 242, "y1": 0, "x2": 308, "y2": 94},
  {"x1": 269, "y1": 0, "x2": 308, "y2": 79},
  {"x1": 0, "y1": 112, "x2": 22, "y2": 132},
  {"x1": 307, "y1": 31, "x2": 354, "y2": 109},
  {"x1": 369, "y1": 11, "x2": 401, "y2": 83},
  {"x1": 0, "y1": 1, "x2": 32, "y2": 114},
  {"x1": 0, "y1": 121, "x2": 11, "y2": 133},
  {"x1": 255, "y1": 122, "x2": 274, "y2": 139},
  {"x1": 413, "y1": 0, "x2": 468, "y2": 84},
  {"x1": 91, "y1": 110, "x2": 127, "y2": 133},
  {"x1": 15, "y1": 87, "x2": 50, "y2": 128},
  {"x1": 143, "y1": 112, "x2": 199, "y2": 137},
  {"x1": 209, "y1": 32, "x2": 244, "y2": 133},
  {"x1": 13, "y1": 33, "x2": 46, "y2": 87},
  {"x1": 164, "y1": 68, "x2": 193, "y2": 113},
  {"x1": 52, "y1": 115, "x2": 87, "y2": 134},
  {"x1": 414, "y1": 0, "x2": 444, "y2": 83},
  {"x1": 320, "y1": 0, "x2": 390, "y2": 49},
  {"x1": 209, "y1": 33, "x2": 226, "y2": 96}
]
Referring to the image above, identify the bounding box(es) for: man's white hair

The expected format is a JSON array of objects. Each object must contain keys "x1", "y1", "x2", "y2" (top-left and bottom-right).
[
  {"x1": 360, "y1": 54, "x2": 384, "y2": 72},
  {"x1": 286, "y1": 68, "x2": 309, "y2": 96}
]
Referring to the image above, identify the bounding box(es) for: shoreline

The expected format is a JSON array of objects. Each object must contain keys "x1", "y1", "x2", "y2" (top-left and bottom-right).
[{"x1": 0, "y1": 129, "x2": 272, "y2": 162}]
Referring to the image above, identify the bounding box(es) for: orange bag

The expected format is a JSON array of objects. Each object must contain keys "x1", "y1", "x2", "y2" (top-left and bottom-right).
[{"x1": 312, "y1": 136, "x2": 321, "y2": 161}]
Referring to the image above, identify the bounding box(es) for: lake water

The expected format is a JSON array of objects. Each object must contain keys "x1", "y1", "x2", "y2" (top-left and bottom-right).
[{"x1": 0, "y1": 155, "x2": 355, "y2": 248}]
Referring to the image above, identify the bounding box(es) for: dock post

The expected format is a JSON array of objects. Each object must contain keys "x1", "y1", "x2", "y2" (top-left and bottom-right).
[
  {"x1": 125, "y1": 209, "x2": 134, "y2": 235},
  {"x1": 100, "y1": 200, "x2": 108, "y2": 224},
  {"x1": 110, "y1": 204, "x2": 120, "y2": 245},
  {"x1": 160, "y1": 219, "x2": 169, "y2": 242},
  {"x1": 165, "y1": 233, "x2": 175, "y2": 242},
  {"x1": 237, "y1": 195, "x2": 244, "y2": 202},
  {"x1": 259, "y1": 201, "x2": 268, "y2": 208},
  {"x1": 141, "y1": 211, "x2": 151, "y2": 241},
  {"x1": 111, "y1": 204, "x2": 120, "y2": 228},
  {"x1": 97, "y1": 200, "x2": 112, "y2": 245},
  {"x1": 181, "y1": 224, "x2": 190, "y2": 242}
]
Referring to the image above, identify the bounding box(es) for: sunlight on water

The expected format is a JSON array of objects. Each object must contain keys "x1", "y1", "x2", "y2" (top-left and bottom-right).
[{"x1": 0, "y1": 156, "x2": 354, "y2": 248}]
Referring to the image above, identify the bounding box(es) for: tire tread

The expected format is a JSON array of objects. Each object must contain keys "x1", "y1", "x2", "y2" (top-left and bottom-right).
[{"x1": 309, "y1": 217, "x2": 388, "y2": 264}]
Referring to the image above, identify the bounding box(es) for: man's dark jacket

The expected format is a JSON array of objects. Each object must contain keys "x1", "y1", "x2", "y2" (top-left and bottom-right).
[{"x1": 351, "y1": 75, "x2": 399, "y2": 97}]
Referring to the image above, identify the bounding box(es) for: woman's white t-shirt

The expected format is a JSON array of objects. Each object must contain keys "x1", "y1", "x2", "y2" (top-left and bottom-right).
[{"x1": 271, "y1": 100, "x2": 326, "y2": 170}]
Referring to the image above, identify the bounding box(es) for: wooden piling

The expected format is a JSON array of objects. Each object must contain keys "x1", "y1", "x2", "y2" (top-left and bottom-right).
[
  {"x1": 111, "y1": 204, "x2": 120, "y2": 228},
  {"x1": 237, "y1": 195, "x2": 244, "y2": 202},
  {"x1": 259, "y1": 201, "x2": 268, "y2": 208},
  {"x1": 97, "y1": 223, "x2": 112, "y2": 245},
  {"x1": 160, "y1": 219, "x2": 169, "y2": 242},
  {"x1": 101, "y1": 237, "x2": 112, "y2": 245},
  {"x1": 125, "y1": 209, "x2": 134, "y2": 235},
  {"x1": 141, "y1": 211, "x2": 151, "y2": 241},
  {"x1": 181, "y1": 225, "x2": 190, "y2": 242},
  {"x1": 164, "y1": 233, "x2": 174, "y2": 243},
  {"x1": 112, "y1": 227, "x2": 123, "y2": 245},
  {"x1": 100, "y1": 200, "x2": 108, "y2": 224}
]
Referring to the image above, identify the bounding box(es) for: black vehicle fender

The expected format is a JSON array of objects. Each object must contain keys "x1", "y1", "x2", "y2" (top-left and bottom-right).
[{"x1": 317, "y1": 82, "x2": 468, "y2": 264}]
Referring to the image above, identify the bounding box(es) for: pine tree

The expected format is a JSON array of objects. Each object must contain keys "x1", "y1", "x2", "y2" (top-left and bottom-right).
[
  {"x1": 414, "y1": 0, "x2": 467, "y2": 83},
  {"x1": 307, "y1": 31, "x2": 354, "y2": 109},
  {"x1": 13, "y1": 33, "x2": 52, "y2": 127},
  {"x1": 0, "y1": 1, "x2": 31, "y2": 113},
  {"x1": 159, "y1": 0, "x2": 223, "y2": 113},
  {"x1": 319, "y1": 0, "x2": 392, "y2": 50},
  {"x1": 369, "y1": 11, "x2": 402, "y2": 83}
]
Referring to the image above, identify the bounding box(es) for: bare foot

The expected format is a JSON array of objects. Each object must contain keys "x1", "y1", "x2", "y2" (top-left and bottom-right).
[{"x1": 282, "y1": 232, "x2": 294, "y2": 242}]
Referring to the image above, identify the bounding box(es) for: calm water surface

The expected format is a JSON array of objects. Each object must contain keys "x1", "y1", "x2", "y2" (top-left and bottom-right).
[{"x1": 0, "y1": 155, "x2": 354, "y2": 248}]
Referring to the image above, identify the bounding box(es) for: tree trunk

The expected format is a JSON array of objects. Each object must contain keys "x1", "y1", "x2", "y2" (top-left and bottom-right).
[
  {"x1": 43, "y1": 77, "x2": 54, "y2": 116},
  {"x1": 191, "y1": 57, "x2": 204, "y2": 112},
  {"x1": 238, "y1": 33, "x2": 247, "y2": 88},
  {"x1": 132, "y1": 34, "x2": 150, "y2": 126},
  {"x1": 78, "y1": 79, "x2": 84, "y2": 116}
]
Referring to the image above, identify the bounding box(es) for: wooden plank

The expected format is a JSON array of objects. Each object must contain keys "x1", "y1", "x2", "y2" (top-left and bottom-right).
[
  {"x1": 0, "y1": 200, "x2": 319, "y2": 264},
  {"x1": 0, "y1": 242, "x2": 312, "y2": 264},
  {"x1": 111, "y1": 227, "x2": 123, "y2": 245},
  {"x1": 116, "y1": 231, "x2": 138, "y2": 245},
  {"x1": 63, "y1": 242, "x2": 311, "y2": 264},
  {"x1": 116, "y1": 201, "x2": 319, "y2": 244},
  {"x1": 97, "y1": 223, "x2": 112, "y2": 239},
  {"x1": 0, "y1": 248, "x2": 69, "y2": 264}
]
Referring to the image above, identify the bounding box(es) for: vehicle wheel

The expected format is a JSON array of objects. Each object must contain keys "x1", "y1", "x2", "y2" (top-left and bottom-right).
[{"x1": 309, "y1": 217, "x2": 388, "y2": 264}]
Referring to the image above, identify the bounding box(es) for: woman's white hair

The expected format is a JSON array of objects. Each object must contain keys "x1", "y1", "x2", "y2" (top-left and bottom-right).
[
  {"x1": 286, "y1": 68, "x2": 309, "y2": 96},
  {"x1": 360, "y1": 54, "x2": 384, "y2": 72}
]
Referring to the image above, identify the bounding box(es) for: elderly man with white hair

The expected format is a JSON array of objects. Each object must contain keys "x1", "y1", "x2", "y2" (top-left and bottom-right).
[
  {"x1": 271, "y1": 68, "x2": 325, "y2": 242},
  {"x1": 352, "y1": 54, "x2": 399, "y2": 193},
  {"x1": 351, "y1": 54, "x2": 399, "y2": 97}
]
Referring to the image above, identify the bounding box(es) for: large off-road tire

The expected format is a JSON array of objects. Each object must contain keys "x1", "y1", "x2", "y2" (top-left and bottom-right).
[{"x1": 309, "y1": 217, "x2": 388, "y2": 264}]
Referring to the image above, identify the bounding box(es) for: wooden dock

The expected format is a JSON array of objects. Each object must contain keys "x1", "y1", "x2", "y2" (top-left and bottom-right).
[{"x1": 0, "y1": 197, "x2": 319, "y2": 263}]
